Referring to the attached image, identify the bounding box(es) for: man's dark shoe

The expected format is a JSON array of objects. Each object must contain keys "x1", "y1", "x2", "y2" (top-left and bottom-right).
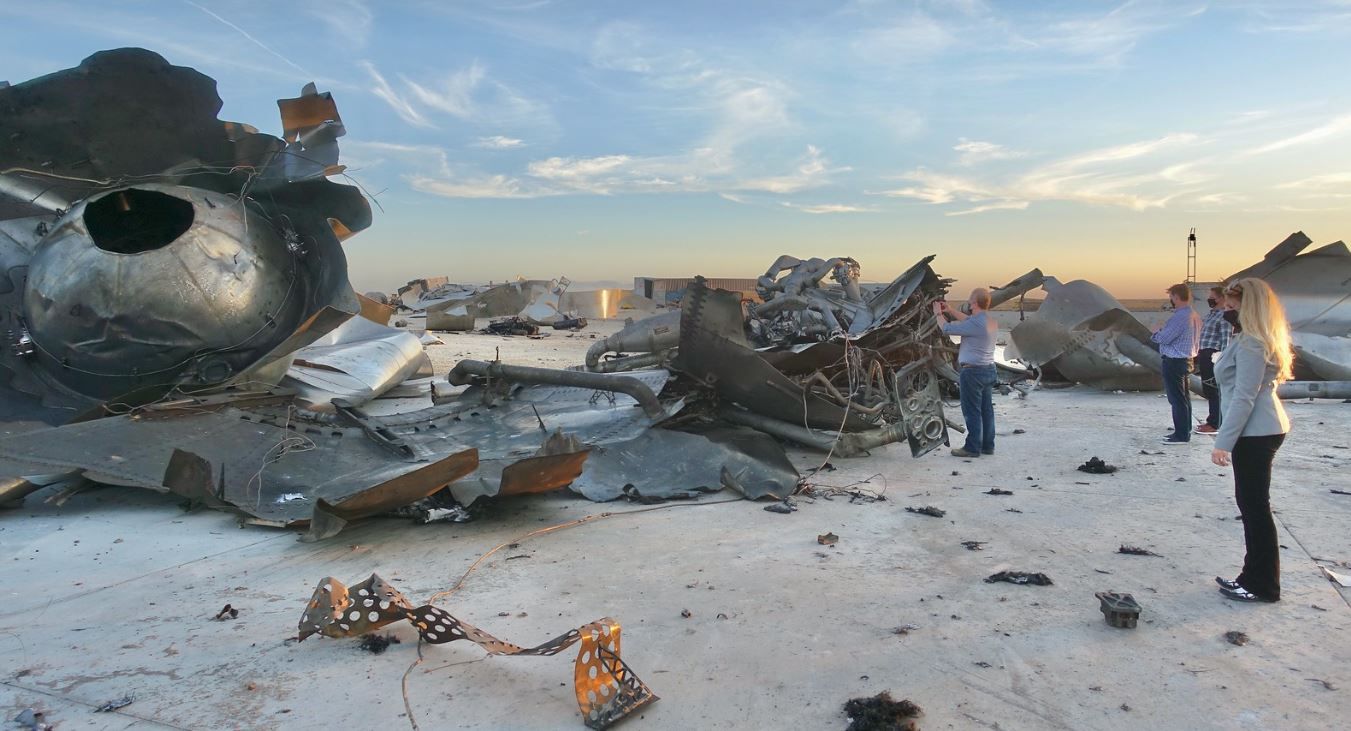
[
  {"x1": 1162, "y1": 436, "x2": 1190, "y2": 444},
  {"x1": 980, "y1": 450, "x2": 994, "y2": 455},
  {"x1": 951, "y1": 447, "x2": 980, "y2": 458}
]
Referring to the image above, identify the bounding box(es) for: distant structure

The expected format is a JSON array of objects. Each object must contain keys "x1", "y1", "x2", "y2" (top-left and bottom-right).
[
  {"x1": 633, "y1": 276, "x2": 761, "y2": 304},
  {"x1": 1186, "y1": 227, "x2": 1198, "y2": 283}
]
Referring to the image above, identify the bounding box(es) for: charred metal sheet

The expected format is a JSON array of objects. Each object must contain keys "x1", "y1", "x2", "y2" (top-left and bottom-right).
[
  {"x1": 298, "y1": 574, "x2": 656, "y2": 730},
  {"x1": 893, "y1": 361, "x2": 950, "y2": 457},
  {"x1": 569, "y1": 427, "x2": 800, "y2": 502}
]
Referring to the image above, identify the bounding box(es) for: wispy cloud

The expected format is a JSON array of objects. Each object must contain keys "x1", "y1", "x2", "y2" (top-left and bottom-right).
[
  {"x1": 1245, "y1": 113, "x2": 1351, "y2": 155},
  {"x1": 1276, "y1": 171, "x2": 1351, "y2": 189},
  {"x1": 475, "y1": 135, "x2": 526, "y2": 149},
  {"x1": 1016, "y1": 2, "x2": 1208, "y2": 65},
  {"x1": 410, "y1": 174, "x2": 543, "y2": 199},
  {"x1": 303, "y1": 0, "x2": 373, "y2": 47},
  {"x1": 877, "y1": 132, "x2": 1205, "y2": 213},
  {"x1": 780, "y1": 202, "x2": 879, "y2": 214},
  {"x1": 361, "y1": 61, "x2": 436, "y2": 128},
  {"x1": 954, "y1": 139, "x2": 1027, "y2": 165},
  {"x1": 737, "y1": 146, "x2": 845, "y2": 194}
]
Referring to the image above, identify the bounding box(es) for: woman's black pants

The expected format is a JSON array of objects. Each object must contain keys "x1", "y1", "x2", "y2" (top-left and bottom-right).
[{"x1": 1233, "y1": 433, "x2": 1286, "y2": 601}]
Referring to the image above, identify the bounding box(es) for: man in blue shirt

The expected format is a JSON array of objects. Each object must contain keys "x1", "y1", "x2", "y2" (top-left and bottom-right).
[
  {"x1": 1196, "y1": 285, "x2": 1233, "y2": 434},
  {"x1": 1151, "y1": 283, "x2": 1203, "y2": 444},
  {"x1": 933, "y1": 288, "x2": 998, "y2": 458}
]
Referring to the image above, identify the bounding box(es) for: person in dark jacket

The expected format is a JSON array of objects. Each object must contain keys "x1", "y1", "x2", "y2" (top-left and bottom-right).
[
  {"x1": 1196, "y1": 285, "x2": 1232, "y2": 434},
  {"x1": 1211, "y1": 278, "x2": 1293, "y2": 603}
]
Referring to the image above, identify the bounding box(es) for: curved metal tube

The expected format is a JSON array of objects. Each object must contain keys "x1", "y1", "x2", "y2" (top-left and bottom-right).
[
  {"x1": 589, "y1": 351, "x2": 670, "y2": 373},
  {"x1": 585, "y1": 311, "x2": 681, "y2": 369},
  {"x1": 448, "y1": 359, "x2": 666, "y2": 419}
]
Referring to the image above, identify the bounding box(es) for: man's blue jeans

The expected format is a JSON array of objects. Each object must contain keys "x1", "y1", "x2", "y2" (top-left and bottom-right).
[
  {"x1": 1161, "y1": 355, "x2": 1193, "y2": 440},
  {"x1": 958, "y1": 364, "x2": 997, "y2": 454}
]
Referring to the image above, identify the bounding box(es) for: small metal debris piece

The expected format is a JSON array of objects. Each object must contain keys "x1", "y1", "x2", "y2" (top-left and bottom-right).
[
  {"x1": 1308, "y1": 678, "x2": 1337, "y2": 691},
  {"x1": 961, "y1": 541, "x2": 987, "y2": 551},
  {"x1": 1012, "y1": 429, "x2": 1026, "y2": 435},
  {"x1": 892, "y1": 624, "x2": 920, "y2": 636},
  {"x1": 1331, "y1": 489, "x2": 1351, "y2": 496},
  {"x1": 680, "y1": 609, "x2": 692, "y2": 618},
  {"x1": 1077, "y1": 457, "x2": 1118, "y2": 474},
  {"x1": 357, "y1": 633, "x2": 400, "y2": 654},
  {"x1": 213, "y1": 604, "x2": 239, "y2": 620},
  {"x1": 94, "y1": 695, "x2": 134, "y2": 713},
  {"x1": 764, "y1": 498, "x2": 798, "y2": 514},
  {"x1": 1006, "y1": 508, "x2": 1023, "y2": 514},
  {"x1": 985, "y1": 571, "x2": 1053, "y2": 586},
  {"x1": 298, "y1": 575, "x2": 657, "y2": 730},
  {"x1": 1224, "y1": 631, "x2": 1249, "y2": 646},
  {"x1": 984, "y1": 488, "x2": 1013, "y2": 496},
  {"x1": 1095, "y1": 592, "x2": 1141, "y2": 629},
  {"x1": 973, "y1": 661, "x2": 993, "y2": 668},
  {"x1": 842, "y1": 692, "x2": 922, "y2": 731},
  {"x1": 817, "y1": 532, "x2": 839, "y2": 545},
  {"x1": 1117, "y1": 545, "x2": 1162, "y2": 557},
  {"x1": 906, "y1": 506, "x2": 945, "y2": 518}
]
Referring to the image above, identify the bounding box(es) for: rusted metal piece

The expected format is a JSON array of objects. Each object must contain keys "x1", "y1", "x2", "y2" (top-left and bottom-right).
[{"x1": 298, "y1": 574, "x2": 657, "y2": 729}]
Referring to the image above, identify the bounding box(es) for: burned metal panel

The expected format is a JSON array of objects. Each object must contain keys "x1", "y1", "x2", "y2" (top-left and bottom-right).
[
  {"x1": 569, "y1": 427, "x2": 800, "y2": 502},
  {"x1": 893, "y1": 362, "x2": 950, "y2": 457},
  {"x1": 298, "y1": 575, "x2": 657, "y2": 729}
]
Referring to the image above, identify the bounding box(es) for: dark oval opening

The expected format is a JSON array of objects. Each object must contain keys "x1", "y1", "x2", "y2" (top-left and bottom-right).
[{"x1": 84, "y1": 189, "x2": 194, "y2": 254}]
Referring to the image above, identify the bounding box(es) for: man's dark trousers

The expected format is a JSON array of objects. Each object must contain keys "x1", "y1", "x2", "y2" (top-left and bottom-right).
[{"x1": 1161, "y1": 355, "x2": 1193, "y2": 440}]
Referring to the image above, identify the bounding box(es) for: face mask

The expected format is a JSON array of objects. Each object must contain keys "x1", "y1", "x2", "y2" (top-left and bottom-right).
[
  {"x1": 1222, "y1": 309, "x2": 1240, "y2": 328},
  {"x1": 1206, "y1": 298, "x2": 1218, "y2": 308}
]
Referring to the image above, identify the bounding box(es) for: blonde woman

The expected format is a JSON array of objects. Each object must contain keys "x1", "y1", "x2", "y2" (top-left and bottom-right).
[{"x1": 1211, "y1": 278, "x2": 1293, "y2": 603}]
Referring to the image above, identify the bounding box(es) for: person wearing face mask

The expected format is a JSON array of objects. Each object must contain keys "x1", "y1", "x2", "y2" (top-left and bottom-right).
[
  {"x1": 1196, "y1": 286, "x2": 1233, "y2": 435},
  {"x1": 1151, "y1": 283, "x2": 1203, "y2": 444},
  {"x1": 1211, "y1": 278, "x2": 1293, "y2": 603}
]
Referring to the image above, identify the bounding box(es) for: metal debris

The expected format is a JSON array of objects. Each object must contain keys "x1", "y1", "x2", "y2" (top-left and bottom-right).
[
  {"x1": 213, "y1": 604, "x2": 239, "y2": 621},
  {"x1": 93, "y1": 696, "x2": 135, "y2": 713},
  {"x1": 1117, "y1": 545, "x2": 1162, "y2": 557},
  {"x1": 817, "y1": 532, "x2": 840, "y2": 545},
  {"x1": 906, "y1": 506, "x2": 946, "y2": 518},
  {"x1": 1224, "y1": 631, "x2": 1249, "y2": 646},
  {"x1": 764, "y1": 498, "x2": 798, "y2": 514},
  {"x1": 961, "y1": 541, "x2": 987, "y2": 551},
  {"x1": 984, "y1": 488, "x2": 1013, "y2": 496},
  {"x1": 985, "y1": 571, "x2": 1053, "y2": 586},
  {"x1": 1096, "y1": 592, "x2": 1141, "y2": 629},
  {"x1": 843, "y1": 692, "x2": 923, "y2": 731},
  {"x1": 1078, "y1": 457, "x2": 1118, "y2": 474},
  {"x1": 357, "y1": 633, "x2": 401, "y2": 654},
  {"x1": 298, "y1": 574, "x2": 656, "y2": 730}
]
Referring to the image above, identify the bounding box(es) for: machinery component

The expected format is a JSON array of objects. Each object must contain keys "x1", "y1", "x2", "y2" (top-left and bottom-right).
[
  {"x1": 1096, "y1": 591, "x2": 1141, "y2": 629},
  {"x1": 448, "y1": 360, "x2": 667, "y2": 420},
  {"x1": 298, "y1": 574, "x2": 657, "y2": 730}
]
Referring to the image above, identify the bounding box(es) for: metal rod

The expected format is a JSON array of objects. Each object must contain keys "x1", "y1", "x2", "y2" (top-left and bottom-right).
[{"x1": 448, "y1": 359, "x2": 666, "y2": 419}]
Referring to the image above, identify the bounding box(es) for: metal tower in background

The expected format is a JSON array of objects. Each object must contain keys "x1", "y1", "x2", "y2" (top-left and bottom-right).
[{"x1": 1186, "y1": 228, "x2": 1197, "y2": 283}]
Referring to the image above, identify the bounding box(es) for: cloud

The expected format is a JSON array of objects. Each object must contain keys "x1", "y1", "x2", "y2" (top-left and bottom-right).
[
  {"x1": 361, "y1": 61, "x2": 436, "y2": 128},
  {"x1": 303, "y1": 0, "x2": 373, "y2": 47},
  {"x1": 475, "y1": 135, "x2": 526, "y2": 149},
  {"x1": 1276, "y1": 171, "x2": 1351, "y2": 189},
  {"x1": 737, "y1": 146, "x2": 845, "y2": 194},
  {"x1": 359, "y1": 59, "x2": 548, "y2": 129},
  {"x1": 1018, "y1": 2, "x2": 1208, "y2": 65},
  {"x1": 780, "y1": 202, "x2": 879, "y2": 214},
  {"x1": 183, "y1": 1, "x2": 316, "y2": 79},
  {"x1": 954, "y1": 139, "x2": 1027, "y2": 165},
  {"x1": 1246, "y1": 113, "x2": 1351, "y2": 155},
  {"x1": 409, "y1": 174, "x2": 544, "y2": 199},
  {"x1": 876, "y1": 132, "x2": 1206, "y2": 213}
]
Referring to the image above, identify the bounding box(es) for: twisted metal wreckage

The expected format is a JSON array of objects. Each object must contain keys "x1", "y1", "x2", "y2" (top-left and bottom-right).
[
  {"x1": 0, "y1": 50, "x2": 960, "y2": 544},
  {"x1": 992, "y1": 232, "x2": 1351, "y2": 399}
]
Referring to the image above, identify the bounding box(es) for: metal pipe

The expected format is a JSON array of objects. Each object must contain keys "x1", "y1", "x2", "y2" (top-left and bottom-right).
[
  {"x1": 718, "y1": 406, "x2": 907, "y2": 457},
  {"x1": 449, "y1": 359, "x2": 666, "y2": 419},
  {"x1": 589, "y1": 351, "x2": 669, "y2": 373},
  {"x1": 585, "y1": 311, "x2": 682, "y2": 369}
]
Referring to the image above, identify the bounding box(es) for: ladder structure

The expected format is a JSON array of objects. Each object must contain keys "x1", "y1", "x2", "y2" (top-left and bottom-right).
[{"x1": 1185, "y1": 228, "x2": 1197, "y2": 283}]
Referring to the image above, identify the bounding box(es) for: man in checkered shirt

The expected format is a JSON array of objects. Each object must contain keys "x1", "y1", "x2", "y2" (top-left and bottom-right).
[{"x1": 1196, "y1": 285, "x2": 1233, "y2": 434}]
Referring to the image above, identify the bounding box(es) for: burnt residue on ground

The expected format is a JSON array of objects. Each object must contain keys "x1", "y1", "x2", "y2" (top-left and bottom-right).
[
  {"x1": 1224, "y1": 631, "x2": 1249, "y2": 646},
  {"x1": 984, "y1": 488, "x2": 1013, "y2": 496},
  {"x1": 1118, "y1": 545, "x2": 1162, "y2": 557},
  {"x1": 1078, "y1": 457, "x2": 1118, "y2": 474},
  {"x1": 961, "y1": 540, "x2": 987, "y2": 551},
  {"x1": 843, "y1": 691, "x2": 923, "y2": 731},
  {"x1": 358, "y1": 634, "x2": 402, "y2": 654},
  {"x1": 906, "y1": 506, "x2": 945, "y2": 518},
  {"x1": 985, "y1": 571, "x2": 1053, "y2": 586}
]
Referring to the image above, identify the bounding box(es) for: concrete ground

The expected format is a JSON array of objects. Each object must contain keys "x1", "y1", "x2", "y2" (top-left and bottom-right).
[{"x1": 2, "y1": 325, "x2": 1349, "y2": 730}]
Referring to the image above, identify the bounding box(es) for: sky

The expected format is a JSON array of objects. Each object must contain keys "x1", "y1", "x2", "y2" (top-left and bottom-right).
[{"x1": 2, "y1": 0, "x2": 1349, "y2": 298}]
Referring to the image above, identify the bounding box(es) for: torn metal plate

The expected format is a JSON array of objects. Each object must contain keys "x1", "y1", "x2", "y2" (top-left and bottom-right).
[
  {"x1": 569, "y1": 427, "x2": 800, "y2": 502},
  {"x1": 283, "y1": 316, "x2": 433, "y2": 411},
  {"x1": 298, "y1": 574, "x2": 657, "y2": 730}
]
